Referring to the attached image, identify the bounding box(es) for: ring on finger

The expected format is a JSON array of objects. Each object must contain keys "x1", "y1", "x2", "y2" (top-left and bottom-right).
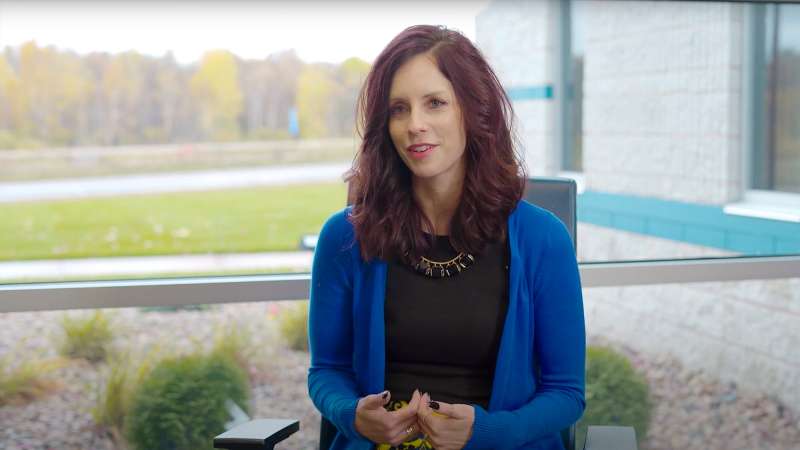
[{"x1": 405, "y1": 426, "x2": 414, "y2": 435}]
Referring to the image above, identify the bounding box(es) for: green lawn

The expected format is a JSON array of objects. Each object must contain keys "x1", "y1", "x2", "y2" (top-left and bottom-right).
[{"x1": 0, "y1": 183, "x2": 347, "y2": 261}]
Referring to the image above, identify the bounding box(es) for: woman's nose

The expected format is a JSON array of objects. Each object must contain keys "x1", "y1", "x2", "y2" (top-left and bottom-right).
[{"x1": 408, "y1": 108, "x2": 428, "y2": 134}]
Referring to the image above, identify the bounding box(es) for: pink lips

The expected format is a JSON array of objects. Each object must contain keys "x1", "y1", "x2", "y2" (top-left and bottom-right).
[{"x1": 406, "y1": 143, "x2": 437, "y2": 160}]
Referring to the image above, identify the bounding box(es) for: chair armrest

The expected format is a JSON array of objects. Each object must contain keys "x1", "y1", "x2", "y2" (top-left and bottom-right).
[
  {"x1": 213, "y1": 419, "x2": 300, "y2": 450},
  {"x1": 584, "y1": 426, "x2": 637, "y2": 450}
]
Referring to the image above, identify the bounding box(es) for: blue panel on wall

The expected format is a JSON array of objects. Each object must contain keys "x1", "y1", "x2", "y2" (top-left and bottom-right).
[
  {"x1": 648, "y1": 220, "x2": 684, "y2": 241},
  {"x1": 776, "y1": 239, "x2": 800, "y2": 254},
  {"x1": 577, "y1": 190, "x2": 800, "y2": 255},
  {"x1": 579, "y1": 208, "x2": 613, "y2": 227},
  {"x1": 727, "y1": 232, "x2": 774, "y2": 255},
  {"x1": 613, "y1": 214, "x2": 647, "y2": 234},
  {"x1": 684, "y1": 226, "x2": 726, "y2": 248},
  {"x1": 507, "y1": 85, "x2": 553, "y2": 101}
]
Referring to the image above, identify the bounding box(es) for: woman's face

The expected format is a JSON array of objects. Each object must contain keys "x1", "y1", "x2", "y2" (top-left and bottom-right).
[{"x1": 388, "y1": 52, "x2": 467, "y2": 185}]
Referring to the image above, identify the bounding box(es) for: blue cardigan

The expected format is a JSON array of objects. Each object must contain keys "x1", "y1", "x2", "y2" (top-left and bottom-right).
[{"x1": 308, "y1": 200, "x2": 586, "y2": 450}]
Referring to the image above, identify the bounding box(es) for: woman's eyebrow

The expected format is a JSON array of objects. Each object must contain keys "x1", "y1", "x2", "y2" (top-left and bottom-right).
[
  {"x1": 389, "y1": 90, "x2": 447, "y2": 103},
  {"x1": 422, "y1": 91, "x2": 447, "y2": 98}
]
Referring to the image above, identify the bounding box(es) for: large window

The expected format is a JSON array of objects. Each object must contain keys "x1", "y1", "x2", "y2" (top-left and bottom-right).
[
  {"x1": 1, "y1": 2, "x2": 799, "y2": 450},
  {"x1": 558, "y1": 0, "x2": 800, "y2": 262},
  {"x1": 0, "y1": 2, "x2": 483, "y2": 284},
  {"x1": 753, "y1": 3, "x2": 800, "y2": 193}
]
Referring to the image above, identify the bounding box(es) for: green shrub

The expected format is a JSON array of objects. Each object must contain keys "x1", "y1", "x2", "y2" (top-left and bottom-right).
[
  {"x1": 278, "y1": 301, "x2": 309, "y2": 351},
  {"x1": 577, "y1": 346, "x2": 651, "y2": 448},
  {"x1": 125, "y1": 353, "x2": 250, "y2": 450},
  {"x1": 92, "y1": 357, "x2": 132, "y2": 443},
  {"x1": 57, "y1": 310, "x2": 114, "y2": 363},
  {"x1": 93, "y1": 322, "x2": 257, "y2": 447},
  {"x1": 92, "y1": 351, "x2": 162, "y2": 443},
  {"x1": 0, "y1": 353, "x2": 65, "y2": 405}
]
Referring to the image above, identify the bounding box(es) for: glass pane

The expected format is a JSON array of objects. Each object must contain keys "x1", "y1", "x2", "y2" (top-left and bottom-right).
[
  {"x1": 581, "y1": 278, "x2": 800, "y2": 449},
  {"x1": 1, "y1": 0, "x2": 797, "y2": 277},
  {"x1": 2, "y1": 278, "x2": 799, "y2": 449},
  {"x1": 0, "y1": 300, "x2": 322, "y2": 449},
  {"x1": 480, "y1": 0, "x2": 800, "y2": 263},
  {"x1": 0, "y1": 1, "x2": 488, "y2": 284},
  {"x1": 769, "y1": 4, "x2": 800, "y2": 193}
]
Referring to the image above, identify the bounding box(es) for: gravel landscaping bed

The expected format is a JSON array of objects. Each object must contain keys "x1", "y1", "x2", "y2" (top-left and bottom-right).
[
  {"x1": 1, "y1": 304, "x2": 798, "y2": 450},
  {"x1": 590, "y1": 337, "x2": 800, "y2": 450}
]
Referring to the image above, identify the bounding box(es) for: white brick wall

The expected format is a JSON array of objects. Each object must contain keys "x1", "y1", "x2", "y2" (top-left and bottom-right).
[
  {"x1": 477, "y1": 0, "x2": 745, "y2": 202},
  {"x1": 584, "y1": 280, "x2": 800, "y2": 409},
  {"x1": 477, "y1": 0, "x2": 551, "y2": 85},
  {"x1": 579, "y1": 223, "x2": 800, "y2": 408},
  {"x1": 477, "y1": 0, "x2": 560, "y2": 177},
  {"x1": 580, "y1": 1, "x2": 744, "y2": 204}
]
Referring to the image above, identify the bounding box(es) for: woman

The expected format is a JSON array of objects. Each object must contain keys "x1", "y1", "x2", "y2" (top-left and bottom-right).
[{"x1": 308, "y1": 25, "x2": 585, "y2": 450}]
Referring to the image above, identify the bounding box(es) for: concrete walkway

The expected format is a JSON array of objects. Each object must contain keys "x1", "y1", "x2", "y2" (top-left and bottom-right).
[
  {"x1": 0, "y1": 251, "x2": 313, "y2": 282},
  {"x1": 0, "y1": 162, "x2": 351, "y2": 203}
]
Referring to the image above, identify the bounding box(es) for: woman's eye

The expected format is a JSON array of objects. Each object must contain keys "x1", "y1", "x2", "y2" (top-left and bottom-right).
[
  {"x1": 430, "y1": 98, "x2": 446, "y2": 108},
  {"x1": 389, "y1": 105, "x2": 406, "y2": 115}
]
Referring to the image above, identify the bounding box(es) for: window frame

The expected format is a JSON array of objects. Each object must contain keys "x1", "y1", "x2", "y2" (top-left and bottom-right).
[
  {"x1": 729, "y1": 1, "x2": 800, "y2": 222},
  {"x1": 1, "y1": 1, "x2": 798, "y2": 315},
  {"x1": 558, "y1": 0, "x2": 576, "y2": 174},
  {"x1": 2, "y1": 255, "x2": 798, "y2": 313}
]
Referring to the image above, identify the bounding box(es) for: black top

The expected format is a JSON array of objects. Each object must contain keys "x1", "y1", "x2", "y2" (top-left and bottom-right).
[{"x1": 384, "y1": 235, "x2": 509, "y2": 409}]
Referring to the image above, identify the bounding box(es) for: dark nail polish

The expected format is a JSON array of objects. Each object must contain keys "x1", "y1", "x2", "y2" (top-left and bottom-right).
[
  {"x1": 428, "y1": 401, "x2": 439, "y2": 410},
  {"x1": 382, "y1": 392, "x2": 388, "y2": 399}
]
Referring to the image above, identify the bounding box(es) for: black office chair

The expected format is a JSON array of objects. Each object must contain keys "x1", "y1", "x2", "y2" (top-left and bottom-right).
[{"x1": 214, "y1": 177, "x2": 638, "y2": 450}]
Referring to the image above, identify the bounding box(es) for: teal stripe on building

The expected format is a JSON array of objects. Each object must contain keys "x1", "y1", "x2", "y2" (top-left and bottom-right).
[
  {"x1": 506, "y1": 85, "x2": 553, "y2": 101},
  {"x1": 577, "y1": 191, "x2": 800, "y2": 255}
]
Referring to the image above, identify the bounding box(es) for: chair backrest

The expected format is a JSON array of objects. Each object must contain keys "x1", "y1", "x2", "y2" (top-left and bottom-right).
[
  {"x1": 524, "y1": 177, "x2": 578, "y2": 450},
  {"x1": 524, "y1": 177, "x2": 577, "y2": 254},
  {"x1": 347, "y1": 176, "x2": 577, "y2": 250},
  {"x1": 321, "y1": 177, "x2": 578, "y2": 450}
]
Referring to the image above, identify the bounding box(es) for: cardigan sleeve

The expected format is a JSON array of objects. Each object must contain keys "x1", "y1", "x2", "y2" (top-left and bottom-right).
[
  {"x1": 465, "y1": 214, "x2": 586, "y2": 449},
  {"x1": 307, "y1": 211, "x2": 370, "y2": 444}
]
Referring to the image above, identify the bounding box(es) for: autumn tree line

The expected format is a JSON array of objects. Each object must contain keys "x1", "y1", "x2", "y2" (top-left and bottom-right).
[{"x1": 0, "y1": 42, "x2": 371, "y2": 150}]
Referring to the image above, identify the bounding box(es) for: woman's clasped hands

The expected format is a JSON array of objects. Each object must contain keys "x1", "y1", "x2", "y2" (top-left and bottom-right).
[{"x1": 354, "y1": 389, "x2": 475, "y2": 450}]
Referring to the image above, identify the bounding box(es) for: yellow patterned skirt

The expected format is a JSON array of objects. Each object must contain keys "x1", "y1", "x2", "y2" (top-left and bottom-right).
[{"x1": 375, "y1": 399, "x2": 435, "y2": 450}]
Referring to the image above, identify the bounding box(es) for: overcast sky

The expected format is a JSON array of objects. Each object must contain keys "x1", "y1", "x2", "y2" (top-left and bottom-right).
[{"x1": 0, "y1": 1, "x2": 490, "y2": 64}]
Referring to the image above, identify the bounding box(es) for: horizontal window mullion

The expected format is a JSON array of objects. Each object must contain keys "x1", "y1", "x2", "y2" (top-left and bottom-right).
[{"x1": 1, "y1": 256, "x2": 799, "y2": 313}]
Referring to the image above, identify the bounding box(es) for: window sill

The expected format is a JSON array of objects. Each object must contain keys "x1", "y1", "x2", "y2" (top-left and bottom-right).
[{"x1": 723, "y1": 190, "x2": 800, "y2": 223}]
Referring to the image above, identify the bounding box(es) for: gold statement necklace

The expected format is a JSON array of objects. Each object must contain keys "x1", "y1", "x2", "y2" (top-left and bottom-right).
[{"x1": 413, "y1": 252, "x2": 475, "y2": 278}]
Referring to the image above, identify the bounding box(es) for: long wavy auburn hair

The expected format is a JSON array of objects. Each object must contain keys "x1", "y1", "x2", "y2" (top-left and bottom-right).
[{"x1": 346, "y1": 25, "x2": 526, "y2": 264}]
